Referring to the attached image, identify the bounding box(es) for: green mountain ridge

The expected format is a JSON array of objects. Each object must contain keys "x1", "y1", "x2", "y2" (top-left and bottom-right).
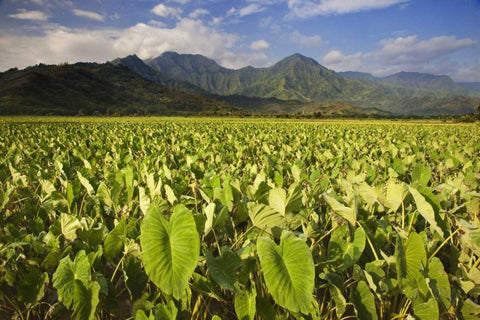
[
  {"x1": 1, "y1": 52, "x2": 478, "y2": 116},
  {"x1": 115, "y1": 54, "x2": 386, "y2": 116},
  {"x1": 146, "y1": 52, "x2": 479, "y2": 115},
  {"x1": 0, "y1": 62, "x2": 237, "y2": 115},
  {"x1": 1, "y1": 60, "x2": 384, "y2": 117},
  {"x1": 339, "y1": 71, "x2": 475, "y2": 97}
]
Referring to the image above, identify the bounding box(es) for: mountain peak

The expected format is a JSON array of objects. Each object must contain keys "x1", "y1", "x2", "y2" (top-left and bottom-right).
[{"x1": 281, "y1": 53, "x2": 320, "y2": 65}]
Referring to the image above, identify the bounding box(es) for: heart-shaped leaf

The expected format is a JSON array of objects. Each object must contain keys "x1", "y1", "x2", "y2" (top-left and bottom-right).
[
  {"x1": 52, "y1": 250, "x2": 91, "y2": 309},
  {"x1": 257, "y1": 231, "x2": 314, "y2": 314},
  {"x1": 140, "y1": 204, "x2": 199, "y2": 299}
]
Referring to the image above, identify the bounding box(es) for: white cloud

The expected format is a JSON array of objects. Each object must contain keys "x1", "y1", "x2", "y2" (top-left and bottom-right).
[
  {"x1": 8, "y1": 9, "x2": 49, "y2": 21},
  {"x1": 211, "y1": 17, "x2": 223, "y2": 25},
  {"x1": 323, "y1": 50, "x2": 367, "y2": 71},
  {"x1": 377, "y1": 35, "x2": 476, "y2": 64},
  {"x1": 148, "y1": 20, "x2": 166, "y2": 28},
  {"x1": 221, "y1": 52, "x2": 270, "y2": 69},
  {"x1": 239, "y1": 4, "x2": 265, "y2": 16},
  {"x1": 287, "y1": 0, "x2": 409, "y2": 18},
  {"x1": 151, "y1": 3, "x2": 182, "y2": 18},
  {"x1": 290, "y1": 31, "x2": 322, "y2": 47},
  {"x1": 250, "y1": 40, "x2": 270, "y2": 50},
  {"x1": 226, "y1": 7, "x2": 236, "y2": 16},
  {"x1": 189, "y1": 9, "x2": 209, "y2": 19},
  {"x1": 322, "y1": 35, "x2": 477, "y2": 81},
  {"x1": 0, "y1": 18, "x2": 270, "y2": 71},
  {"x1": 72, "y1": 9, "x2": 105, "y2": 22}
]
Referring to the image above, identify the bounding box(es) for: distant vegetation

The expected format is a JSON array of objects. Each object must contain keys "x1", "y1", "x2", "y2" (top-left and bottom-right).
[
  {"x1": 0, "y1": 63, "x2": 236, "y2": 116},
  {"x1": 143, "y1": 52, "x2": 480, "y2": 115},
  {"x1": 1, "y1": 51, "x2": 480, "y2": 117}
]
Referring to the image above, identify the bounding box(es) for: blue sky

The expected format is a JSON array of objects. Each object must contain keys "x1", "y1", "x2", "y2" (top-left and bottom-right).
[{"x1": 1, "y1": 0, "x2": 479, "y2": 81}]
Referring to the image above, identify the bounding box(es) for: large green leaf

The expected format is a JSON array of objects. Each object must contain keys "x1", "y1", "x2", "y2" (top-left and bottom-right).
[
  {"x1": 52, "y1": 250, "x2": 91, "y2": 309},
  {"x1": 412, "y1": 296, "x2": 439, "y2": 320},
  {"x1": 60, "y1": 213, "x2": 82, "y2": 242},
  {"x1": 323, "y1": 193, "x2": 356, "y2": 225},
  {"x1": 384, "y1": 180, "x2": 405, "y2": 212},
  {"x1": 268, "y1": 187, "x2": 287, "y2": 216},
  {"x1": 206, "y1": 246, "x2": 242, "y2": 291},
  {"x1": 351, "y1": 280, "x2": 378, "y2": 320},
  {"x1": 104, "y1": 219, "x2": 126, "y2": 260},
  {"x1": 234, "y1": 287, "x2": 256, "y2": 320},
  {"x1": 140, "y1": 204, "x2": 199, "y2": 299},
  {"x1": 77, "y1": 171, "x2": 94, "y2": 196},
  {"x1": 461, "y1": 299, "x2": 480, "y2": 320},
  {"x1": 248, "y1": 203, "x2": 286, "y2": 236},
  {"x1": 257, "y1": 231, "x2": 314, "y2": 314},
  {"x1": 395, "y1": 232, "x2": 429, "y2": 300},
  {"x1": 72, "y1": 280, "x2": 100, "y2": 320},
  {"x1": 409, "y1": 187, "x2": 444, "y2": 238},
  {"x1": 412, "y1": 164, "x2": 431, "y2": 186},
  {"x1": 403, "y1": 232, "x2": 427, "y2": 278},
  {"x1": 428, "y1": 257, "x2": 451, "y2": 312},
  {"x1": 327, "y1": 224, "x2": 366, "y2": 272}
]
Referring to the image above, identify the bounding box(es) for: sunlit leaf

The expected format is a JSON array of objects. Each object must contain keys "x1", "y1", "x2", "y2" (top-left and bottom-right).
[{"x1": 140, "y1": 204, "x2": 199, "y2": 299}]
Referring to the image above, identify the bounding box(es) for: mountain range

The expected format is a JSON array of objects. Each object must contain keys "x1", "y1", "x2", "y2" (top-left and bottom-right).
[
  {"x1": 0, "y1": 62, "x2": 236, "y2": 116},
  {"x1": 1, "y1": 51, "x2": 479, "y2": 116},
  {"x1": 134, "y1": 52, "x2": 480, "y2": 115}
]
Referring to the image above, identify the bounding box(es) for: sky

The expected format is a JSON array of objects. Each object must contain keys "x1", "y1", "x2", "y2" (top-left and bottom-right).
[{"x1": 1, "y1": 0, "x2": 479, "y2": 82}]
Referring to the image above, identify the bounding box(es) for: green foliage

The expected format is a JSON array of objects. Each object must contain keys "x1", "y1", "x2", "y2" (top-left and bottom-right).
[
  {"x1": 234, "y1": 286, "x2": 256, "y2": 320},
  {"x1": 0, "y1": 62, "x2": 237, "y2": 116},
  {"x1": 140, "y1": 204, "x2": 200, "y2": 299},
  {"x1": 147, "y1": 52, "x2": 480, "y2": 115},
  {"x1": 351, "y1": 281, "x2": 378, "y2": 320},
  {"x1": 72, "y1": 280, "x2": 100, "y2": 320},
  {"x1": 327, "y1": 224, "x2": 366, "y2": 272},
  {"x1": 206, "y1": 247, "x2": 242, "y2": 291},
  {"x1": 52, "y1": 250, "x2": 91, "y2": 309},
  {"x1": 257, "y1": 231, "x2": 315, "y2": 314},
  {"x1": 0, "y1": 118, "x2": 479, "y2": 319}
]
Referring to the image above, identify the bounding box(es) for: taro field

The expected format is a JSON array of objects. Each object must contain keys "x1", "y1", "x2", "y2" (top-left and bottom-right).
[{"x1": 0, "y1": 118, "x2": 479, "y2": 320}]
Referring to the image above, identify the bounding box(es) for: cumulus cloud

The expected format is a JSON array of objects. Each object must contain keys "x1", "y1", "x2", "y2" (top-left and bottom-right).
[
  {"x1": 8, "y1": 9, "x2": 49, "y2": 21},
  {"x1": 323, "y1": 50, "x2": 367, "y2": 71},
  {"x1": 0, "y1": 18, "x2": 269, "y2": 71},
  {"x1": 151, "y1": 3, "x2": 182, "y2": 18},
  {"x1": 287, "y1": 0, "x2": 409, "y2": 18},
  {"x1": 72, "y1": 9, "x2": 105, "y2": 22},
  {"x1": 239, "y1": 4, "x2": 266, "y2": 16},
  {"x1": 250, "y1": 40, "x2": 270, "y2": 50},
  {"x1": 226, "y1": 7, "x2": 237, "y2": 16},
  {"x1": 189, "y1": 9, "x2": 209, "y2": 19},
  {"x1": 377, "y1": 35, "x2": 476, "y2": 64},
  {"x1": 290, "y1": 31, "x2": 322, "y2": 47},
  {"x1": 322, "y1": 34, "x2": 477, "y2": 80}
]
